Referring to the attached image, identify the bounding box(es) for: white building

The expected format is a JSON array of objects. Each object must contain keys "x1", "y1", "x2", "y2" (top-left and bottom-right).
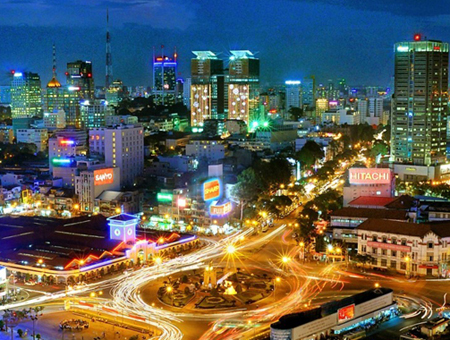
[
  {"x1": 89, "y1": 124, "x2": 144, "y2": 187},
  {"x1": 43, "y1": 109, "x2": 66, "y2": 129},
  {"x1": 185, "y1": 139, "x2": 225, "y2": 163},
  {"x1": 322, "y1": 109, "x2": 360, "y2": 125},
  {"x1": 357, "y1": 218, "x2": 450, "y2": 277},
  {"x1": 358, "y1": 98, "x2": 383, "y2": 125},
  {"x1": 75, "y1": 166, "x2": 121, "y2": 212},
  {"x1": 49, "y1": 136, "x2": 87, "y2": 171},
  {"x1": 285, "y1": 80, "x2": 302, "y2": 110},
  {"x1": 16, "y1": 128, "x2": 48, "y2": 152}
]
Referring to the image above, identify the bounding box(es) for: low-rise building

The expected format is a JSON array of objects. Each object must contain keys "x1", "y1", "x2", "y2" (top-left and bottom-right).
[
  {"x1": 330, "y1": 207, "x2": 409, "y2": 245},
  {"x1": 357, "y1": 218, "x2": 450, "y2": 277},
  {"x1": 271, "y1": 288, "x2": 397, "y2": 340},
  {"x1": 185, "y1": 139, "x2": 225, "y2": 164},
  {"x1": 16, "y1": 128, "x2": 48, "y2": 152},
  {"x1": 43, "y1": 110, "x2": 66, "y2": 129}
]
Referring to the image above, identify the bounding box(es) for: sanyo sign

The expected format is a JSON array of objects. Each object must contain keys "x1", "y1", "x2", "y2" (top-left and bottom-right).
[{"x1": 94, "y1": 168, "x2": 114, "y2": 186}]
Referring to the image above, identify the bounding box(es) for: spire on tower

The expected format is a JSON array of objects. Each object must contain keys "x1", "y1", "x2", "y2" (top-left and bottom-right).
[
  {"x1": 52, "y1": 43, "x2": 57, "y2": 78},
  {"x1": 105, "y1": 8, "x2": 113, "y2": 89}
]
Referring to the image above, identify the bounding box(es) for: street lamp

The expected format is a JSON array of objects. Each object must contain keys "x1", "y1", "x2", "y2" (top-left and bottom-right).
[
  {"x1": 226, "y1": 245, "x2": 236, "y2": 255},
  {"x1": 281, "y1": 256, "x2": 291, "y2": 264},
  {"x1": 404, "y1": 256, "x2": 411, "y2": 278}
]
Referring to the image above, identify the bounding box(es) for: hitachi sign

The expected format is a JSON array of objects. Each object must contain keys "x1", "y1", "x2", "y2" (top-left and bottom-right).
[{"x1": 348, "y1": 168, "x2": 391, "y2": 185}]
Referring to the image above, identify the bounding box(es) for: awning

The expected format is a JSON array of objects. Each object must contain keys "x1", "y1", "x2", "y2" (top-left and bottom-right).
[{"x1": 419, "y1": 265, "x2": 438, "y2": 269}]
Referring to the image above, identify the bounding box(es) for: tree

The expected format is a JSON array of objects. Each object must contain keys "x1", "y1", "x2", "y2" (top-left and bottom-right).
[
  {"x1": 295, "y1": 140, "x2": 324, "y2": 169},
  {"x1": 181, "y1": 275, "x2": 189, "y2": 284},
  {"x1": 288, "y1": 107, "x2": 303, "y2": 121},
  {"x1": 17, "y1": 329, "x2": 23, "y2": 337},
  {"x1": 370, "y1": 141, "x2": 389, "y2": 159},
  {"x1": 232, "y1": 167, "x2": 263, "y2": 203}
]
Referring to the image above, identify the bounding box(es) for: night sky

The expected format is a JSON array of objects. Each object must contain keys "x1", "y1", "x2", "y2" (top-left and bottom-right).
[{"x1": 0, "y1": 0, "x2": 448, "y2": 87}]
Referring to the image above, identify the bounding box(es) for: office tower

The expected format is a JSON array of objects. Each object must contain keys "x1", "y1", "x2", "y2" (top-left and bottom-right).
[
  {"x1": 228, "y1": 50, "x2": 260, "y2": 127},
  {"x1": 285, "y1": 80, "x2": 302, "y2": 109},
  {"x1": 105, "y1": 9, "x2": 113, "y2": 89},
  {"x1": 190, "y1": 51, "x2": 226, "y2": 127},
  {"x1": 391, "y1": 36, "x2": 449, "y2": 165},
  {"x1": 315, "y1": 98, "x2": 329, "y2": 122},
  {"x1": 66, "y1": 60, "x2": 95, "y2": 100},
  {"x1": 89, "y1": 124, "x2": 144, "y2": 187},
  {"x1": 79, "y1": 99, "x2": 112, "y2": 128},
  {"x1": 152, "y1": 49, "x2": 177, "y2": 105},
  {"x1": 301, "y1": 76, "x2": 315, "y2": 107},
  {"x1": 105, "y1": 79, "x2": 124, "y2": 106},
  {"x1": 358, "y1": 97, "x2": 383, "y2": 125},
  {"x1": 183, "y1": 77, "x2": 191, "y2": 107},
  {"x1": 10, "y1": 71, "x2": 42, "y2": 119}
]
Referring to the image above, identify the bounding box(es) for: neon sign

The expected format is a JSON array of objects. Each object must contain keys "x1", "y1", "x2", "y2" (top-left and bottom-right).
[
  {"x1": 60, "y1": 140, "x2": 75, "y2": 145},
  {"x1": 52, "y1": 158, "x2": 72, "y2": 164},
  {"x1": 203, "y1": 179, "x2": 221, "y2": 201},
  {"x1": 157, "y1": 193, "x2": 173, "y2": 202},
  {"x1": 94, "y1": 168, "x2": 114, "y2": 186},
  {"x1": 338, "y1": 304, "x2": 355, "y2": 323},
  {"x1": 348, "y1": 168, "x2": 391, "y2": 185}
]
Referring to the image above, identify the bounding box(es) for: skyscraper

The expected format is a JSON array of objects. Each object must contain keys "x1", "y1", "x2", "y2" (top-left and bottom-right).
[
  {"x1": 227, "y1": 50, "x2": 260, "y2": 127},
  {"x1": 285, "y1": 80, "x2": 302, "y2": 109},
  {"x1": 10, "y1": 71, "x2": 42, "y2": 119},
  {"x1": 152, "y1": 49, "x2": 177, "y2": 105},
  {"x1": 190, "y1": 51, "x2": 225, "y2": 127},
  {"x1": 66, "y1": 60, "x2": 95, "y2": 100},
  {"x1": 301, "y1": 76, "x2": 315, "y2": 108},
  {"x1": 391, "y1": 36, "x2": 449, "y2": 166}
]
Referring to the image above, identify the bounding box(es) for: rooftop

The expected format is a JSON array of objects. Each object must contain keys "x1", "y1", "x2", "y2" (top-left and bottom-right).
[
  {"x1": 271, "y1": 288, "x2": 393, "y2": 330},
  {"x1": 348, "y1": 196, "x2": 396, "y2": 208},
  {"x1": 357, "y1": 218, "x2": 450, "y2": 238},
  {"x1": 331, "y1": 207, "x2": 408, "y2": 220}
]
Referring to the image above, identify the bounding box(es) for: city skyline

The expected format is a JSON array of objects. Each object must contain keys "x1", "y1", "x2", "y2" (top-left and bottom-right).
[{"x1": 0, "y1": 0, "x2": 448, "y2": 87}]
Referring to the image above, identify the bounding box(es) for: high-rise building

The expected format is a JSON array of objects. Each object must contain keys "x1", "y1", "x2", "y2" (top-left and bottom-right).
[
  {"x1": 10, "y1": 71, "x2": 42, "y2": 119},
  {"x1": 359, "y1": 97, "x2": 383, "y2": 125},
  {"x1": 79, "y1": 99, "x2": 112, "y2": 129},
  {"x1": 391, "y1": 36, "x2": 449, "y2": 166},
  {"x1": 152, "y1": 50, "x2": 178, "y2": 105},
  {"x1": 285, "y1": 80, "x2": 302, "y2": 109},
  {"x1": 301, "y1": 77, "x2": 315, "y2": 108},
  {"x1": 66, "y1": 60, "x2": 95, "y2": 100},
  {"x1": 228, "y1": 50, "x2": 260, "y2": 127},
  {"x1": 89, "y1": 124, "x2": 144, "y2": 187},
  {"x1": 190, "y1": 51, "x2": 226, "y2": 127},
  {"x1": 105, "y1": 79, "x2": 124, "y2": 106}
]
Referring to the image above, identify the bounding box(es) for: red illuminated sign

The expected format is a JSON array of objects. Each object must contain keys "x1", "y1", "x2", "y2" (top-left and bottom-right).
[
  {"x1": 348, "y1": 168, "x2": 391, "y2": 185},
  {"x1": 338, "y1": 304, "x2": 355, "y2": 323},
  {"x1": 414, "y1": 34, "x2": 421, "y2": 41},
  {"x1": 203, "y1": 179, "x2": 221, "y2": 201},
  {"x1": 94, "y1": 168, "x2": 114, "y2": 186},
  {"x1": 367, "y1": 241, "x2": 411, "y2": 253}
]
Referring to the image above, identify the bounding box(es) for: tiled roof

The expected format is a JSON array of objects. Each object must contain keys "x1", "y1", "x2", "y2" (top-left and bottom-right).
[
  {"x1": 331, "y1": 207, "x2": 408, "y2": 220},
  {"x1": 348, "y1": 196, "x2": 396, "y2": 207},
  {"x1": 357, "y1": 218, "x2": 450, "y2": 238}
]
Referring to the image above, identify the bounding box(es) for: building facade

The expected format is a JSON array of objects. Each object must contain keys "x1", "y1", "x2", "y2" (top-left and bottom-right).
[
  {"x1": 390, "y1": 37, "x2": 449, "y2": 166},
  {"x1": 10, "y1": 72, "x2": 42, "y2": 119}
]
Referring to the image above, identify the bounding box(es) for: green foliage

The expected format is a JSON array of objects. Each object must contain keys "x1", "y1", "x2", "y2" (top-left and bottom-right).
[
  {"x1": 35, "y1": 334, "x2": 41, "y2": 340},
  {"x1": 369, "y1": 141, "x2": 389, "y2": 159},
  {"x1": 129, "y1": 335, "x2": 140, "y2": 340},
  {"x1": 295, "y1": 140, "x2": 324, "y2": 168},
  {"x1": 17, "y1": 329, "x2": 23, "y2": 337},
  {"x1": 235, "y1": 284, "x2": 243, "y2": 294},
  {"x1": 184, "y1": 286, "x2": 191, "y2": 295},
  {"x1": 232, "y1": 167, "x2": 263, "y2": 203},
  {"x1": 0, "y1": 143, "x2": 47, "y2": 166},
  {"x1": 181, "y1": 275, "x2": 189, "y2": 284},
  {"x1": 348, "y1": 124, "x2": 376, "y2": 144}
]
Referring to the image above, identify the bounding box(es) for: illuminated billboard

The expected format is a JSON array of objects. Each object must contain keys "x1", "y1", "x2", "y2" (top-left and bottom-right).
[
  {"x1": 203, "y1": 179, "x2": 221, "y2": 201},
  {"x1": 157, "y1": 193, "x2": 173, "y2": 202},
  {"x1": 94, "y1": 168, "x2": 114, "y2": 186},
  {"x1": 338, "y1": 304, "x2": 355, "y2": 323},
  {"x1": 209, "y1": 201, "x2": 232, "y2": 217},
  {"x1": 348, "y1": 168, "x2": 391, "y2": 185}
]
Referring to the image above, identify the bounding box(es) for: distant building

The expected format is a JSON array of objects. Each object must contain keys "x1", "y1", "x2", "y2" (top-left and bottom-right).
[
  {"x1": 228, "y1": 50, "x2": 260, "y2": 126},
  {"x1": 153, "y1": 52, "x2": 178, "y2": 105},
  {"x1": 185, "y1": 139, "x2": 225, "y2": 163},
  {"x1": 10, "y1": 72, "x2": 42, "y2": 119},
  {"x1": 16, "y1": 128, "x2": 48, "y2": 152},
  {"x1": 105, "y1": 115, "x2": 138, "y2": 126},
  {"x1": 322, "y1": 109, "x2": 360, "y2": 125},
  {"x1": 43, "y1": 110, "x2": 66, "y2": 130},
  {"x1": 66, "y1": 60, "x2": 95, "y2": 100},
  {"x1": 79, "y1": 99, "x2": 112, "y2": 128},
  {"x1": 285, "y1": 80, "x2": 302, "y2": 110}
]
